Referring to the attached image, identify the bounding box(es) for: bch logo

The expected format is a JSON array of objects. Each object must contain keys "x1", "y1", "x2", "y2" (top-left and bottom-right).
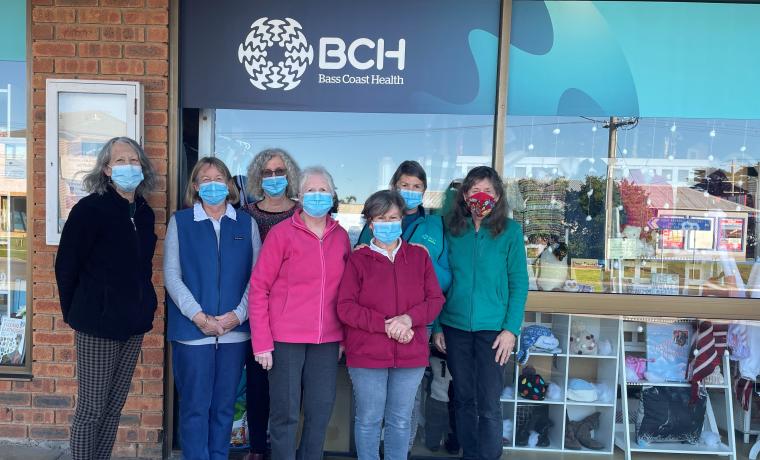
[
  {"x1": 238, "y1": 17, "x2": 314, "y2": 91},
  {"x1": 239, "y1": 17, "x2": 406, "y2": 91}
]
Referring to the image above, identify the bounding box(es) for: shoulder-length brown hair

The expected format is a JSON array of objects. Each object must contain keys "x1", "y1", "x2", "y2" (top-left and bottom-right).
[
  {"x1": 184, "y1": 157, "x2": 240, "y2": 207},
  {"x1": 446, "y1": 166, "x2": 508, "y2": 237}
]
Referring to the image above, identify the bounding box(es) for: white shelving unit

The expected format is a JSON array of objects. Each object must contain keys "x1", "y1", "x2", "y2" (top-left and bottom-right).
[
  {"x1": 501, "y1": 313, "x2": 621, "y2": 455},
  {"x1": 614, "y1": 319, "x2": 737, "y2": 460}
]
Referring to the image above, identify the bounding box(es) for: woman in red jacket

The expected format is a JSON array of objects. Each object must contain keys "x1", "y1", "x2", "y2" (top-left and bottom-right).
[{"x1": 338, "y1": 190, "x2": 445, "y2": 460}]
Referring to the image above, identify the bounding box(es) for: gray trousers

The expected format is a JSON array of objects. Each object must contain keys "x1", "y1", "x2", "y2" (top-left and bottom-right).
[{"x1": 269, "y1": 341, "x2": 339, "y2": 460}]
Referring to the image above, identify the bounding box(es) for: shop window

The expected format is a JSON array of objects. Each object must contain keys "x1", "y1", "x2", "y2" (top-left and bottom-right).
[
  {"x1": 213, "y1": 110, "x2": 494, "y2": 246},
  {"x1": 0, "y1": 0, "x2": 27, "y2": 372},
  {"x1": 506, "y1": 115, "x2": 759, "y2": 299}
]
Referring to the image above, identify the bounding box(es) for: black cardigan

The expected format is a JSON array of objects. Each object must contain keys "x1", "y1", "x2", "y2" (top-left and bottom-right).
[{"x1": 55, "y1": 186, "x2": 158, "y2": 340}]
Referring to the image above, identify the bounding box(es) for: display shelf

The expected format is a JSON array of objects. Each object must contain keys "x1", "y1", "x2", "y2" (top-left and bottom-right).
[
  {"x1": 614, "y1": 429, "x2": 734, "y2": 456},
  {"x1": 615, "y1": 318, "x2": 737, "y2": 460},
  {"x1": 502, "y1": 313, "x2": 621, "y2": 455}
]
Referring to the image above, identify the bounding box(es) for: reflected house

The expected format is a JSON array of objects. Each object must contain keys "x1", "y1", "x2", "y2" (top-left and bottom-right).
[
  {"x1": 57, "y1": 111, "x2": 127, "y2": 223},
  {"x1": 638, "y1": 183, "x2": 755, "y2": 261},
  {"x1": 0, "y1": 133, "x2": 28, "y2": 318}
]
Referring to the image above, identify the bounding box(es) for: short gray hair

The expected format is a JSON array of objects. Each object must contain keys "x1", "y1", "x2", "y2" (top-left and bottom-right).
[
  {"x1": 299, "y1": 166, "x2": 336, "y2": 196},
  {"x1": 246, "y1": 148, "x2": 301, "y2": 199},
  {"x1": 362, "y1": 190, "x2": 405, "y2": 221},
  {"x1": 81, "y1": 137, "x2": 157, "y2": 196}
]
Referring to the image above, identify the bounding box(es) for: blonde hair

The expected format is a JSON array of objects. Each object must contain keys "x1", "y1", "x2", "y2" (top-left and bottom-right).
[{"x1": 184, "y1": 157, "x2": 240, "y2": 207}]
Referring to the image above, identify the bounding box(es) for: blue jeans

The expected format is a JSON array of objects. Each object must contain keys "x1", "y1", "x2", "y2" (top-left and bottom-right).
[
  {"x1": 349, "y1": 367, "x2": 425, "y2": 460},
  {"x1": 443, "y1": 326, "x2": 504, "y2": 460},
  {"x1": 173, "y1": 341, "x2": 247, "y2": 460}
]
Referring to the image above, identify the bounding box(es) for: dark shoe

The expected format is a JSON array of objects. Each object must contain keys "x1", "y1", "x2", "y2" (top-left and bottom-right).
[
  {"x1": 576, "y1": 412, "x2": 605, "y2": 450},
  {"x1": 564, "y1": 417, "x2": 582, "y2": 450}
]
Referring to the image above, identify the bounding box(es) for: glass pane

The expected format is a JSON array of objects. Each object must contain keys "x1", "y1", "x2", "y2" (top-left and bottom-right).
[
  {"x1": 57, "y1": 92, "x2": 128, "y2": 233},
  {"x1": 0, "y1": 4, "x2": 26, "y2": 367},
  {"x1": 504, "y1": 115, "x2": 610, "y2": 293},
  {"x1": 611, "y1": 117, "x2": 759, "y2": 298},
  {"x1": 215, "y1": 110, "x2": 494, "y2": 245}
]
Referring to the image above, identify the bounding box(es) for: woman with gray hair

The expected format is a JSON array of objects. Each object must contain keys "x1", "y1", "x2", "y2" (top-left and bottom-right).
[
  {"x1": 242, "y1": 148, "x2": 301, "y2": 460},
  {"x1": 337, "y1": 190, "x2": 444, "y2": 460},
  {"x1": 55, "y1": 136, "x2": 158, "y2": 460},
  {"x1": 248, "y1": 166, "x2": 350, "y2": 460}
]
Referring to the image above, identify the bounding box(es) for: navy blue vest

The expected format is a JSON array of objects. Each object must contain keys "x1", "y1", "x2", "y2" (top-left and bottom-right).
[{"x1": 167, "y1": 207, "x2": 253, "y2": 341}]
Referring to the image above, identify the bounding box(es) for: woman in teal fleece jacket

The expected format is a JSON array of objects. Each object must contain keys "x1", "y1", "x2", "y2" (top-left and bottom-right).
[
  {"x1": 356, "y1": 160, "x2": 451, "y2": 294},
  {"x1": 433, "y1": 166, "x2": 528, "y2": 460}
]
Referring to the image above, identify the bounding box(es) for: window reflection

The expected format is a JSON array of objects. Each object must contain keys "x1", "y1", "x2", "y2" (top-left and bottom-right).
[
  {"x1": 505, "y1": 116, "x2": 759, "y2": 299},
  {"x1": 215, "y1": 110, "x2": 494, "y2": 244}
]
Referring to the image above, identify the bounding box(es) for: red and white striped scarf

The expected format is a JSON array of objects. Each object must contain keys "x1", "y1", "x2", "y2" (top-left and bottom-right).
[{"x1": 688, "y1": 321, "x2": 728, "y2": 402}]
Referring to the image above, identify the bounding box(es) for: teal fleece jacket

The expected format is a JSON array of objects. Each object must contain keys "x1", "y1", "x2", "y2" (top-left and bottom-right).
[
  {"x1": 434, "y1": 217, "x2": 528, "y2": 336},
  {"x1": 357, "y1": 207, "x2": 451, "y2": 294}
]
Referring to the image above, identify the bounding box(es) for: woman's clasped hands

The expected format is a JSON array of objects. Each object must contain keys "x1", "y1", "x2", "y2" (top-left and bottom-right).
[
  {"x1": 191, "y1": 311, "x2": 240, "y2": 336},
  {"x1": 385, "y1": 314, "x2": 414, "y2": 344}
]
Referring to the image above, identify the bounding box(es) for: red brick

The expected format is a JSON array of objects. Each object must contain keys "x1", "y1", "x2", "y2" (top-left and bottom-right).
[
  {"x1": 33, "y1": 346, "x2": 55, "y2": 362},
  {"x1": 33, "y1": 282, "x2": 55, "y2": 298},
  {"x1": 32, "y1": 331, "x2": 74, "y2": 347},
  {"x1": 101, "y1": 59, "x2": 144, "y2": 75},
  {"x1": 54, "y1": 347, "x2": 76, "y2": 362},
  {"x1": 55, "y1": 409, "x2": 74, "y2": 424},
  {"x1": 78, "y1": 43, "x2": 122, "y2": 58},
  {"x1": 124, "y1": 43, "x2": 168, "y2": 59},
  {"x1": 0, "y1": 424, "x2": 27, "y2": 438},
  {"x1": 29, "y1": 425, "x2": 69, "y2": 440},
  {"x1": 0, "y1": 407, "x2": 11, "y2": 422},
  {"x1": 33, "y1": 42, "x2": 76, "y2": 57},
  {"x1": 141, "y1": 412, "x2": 162, "y2": 428},
  {"x1": 55, "y1": 25, "x2": 99, "y2": 41},
  {"x1": 101, "y1": 26, "x2": 145, "y2": 42},
  {"x1": 55, "y1": 0, "x2": 97, "y2": 5},
  {"x1": 13, "y1": 408, "x2": 56, "y2": 424},
  {"x1": 133, "y1": 77, "x2": 167, "y2": 93},
  {"x1": 33, "y1": 299, "x2": 60, "y2": 314},
  {"x1": 32, "y1": 315, "x2": 53, "y2": 331},
  {"x1": 123, "y1": 396, "x2": 162, "y2": 412},
  {"x1": 54, "y1": 317, "x2": 71, "y2": 330},
  {"x1": 78, "y1": 8, "x2": 122, "y2": 24},
  {"x1": 13, "y1": 378, "x2": 55, "y2": 393},
  {"x1": 146, "y1": 26, "x2": 168, "y2": 43},
  {"x1": 123, "y1": 10, "x2": 168, "y2": 25},
  {"x1": 0, "y1": 382, "x2": 12, "y2": 392},
  {"x1": 103, "y1": 0, "x2": 144, "y2": 5},
  {"x1": 33, "y1": 58, "x2": 54, "y2": 73},
  {"x1": 145, "y1": 126, "x2": 166, "y2": 143},
  {"x1": 32, "y1": 251, "x2": 54, "y2": 266},
  {"x1": 146, "y1": 0, "x2": 167, "y2": 7},
  {"x1": 32, "y1": 362, "x2": 76, "y2": 378},
  {"x1": 141, "y1": 348, "x2": 163, "y2": 365},
  {"x1": 33, "y1": 0, "x2": 53, "y2": 5},
  {"x1": 142, "y1": 380, "x2": 163, "y2": 396},
  {"x1": 32, "y1": 24, "x2": 54, "y2": 40},
  {"x1": 32, "y1": 7, "x2": 76, "y2": 23},
  {"x1": 56, "y1": 379, "x2": 78, "y2": 394},
  {"x1": 145, "y1": 60, "x2": 168, "y2": 76},
  {"x1": 55, "y1": 58, "x2": 98, "y2": 74},
  {"x1": 145, "y1": 93, "x2": 168, "y2": 110},
  {"x1": 141, "y1": 334, "x2": 164, "y2": 348}
]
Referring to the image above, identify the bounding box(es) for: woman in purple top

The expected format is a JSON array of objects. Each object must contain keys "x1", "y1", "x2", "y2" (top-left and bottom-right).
[{"x1": 241, "y1": 147, "x2": 301, "y2": 460}]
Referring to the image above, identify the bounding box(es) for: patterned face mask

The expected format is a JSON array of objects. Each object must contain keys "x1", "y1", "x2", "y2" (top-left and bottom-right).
[{"x1": 466, "y1": 192, "x2": 496, "y2": 218}]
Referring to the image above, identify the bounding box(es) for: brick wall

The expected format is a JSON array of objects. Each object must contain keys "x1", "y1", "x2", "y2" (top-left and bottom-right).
[{"x1": 0, "y1": 1, "x2": 170, "y2": 458}]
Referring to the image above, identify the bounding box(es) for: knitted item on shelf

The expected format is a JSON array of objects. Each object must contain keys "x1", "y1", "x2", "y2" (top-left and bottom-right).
[
  {"x1": 515, "y1": 178, "x2": 568, "y2": 240},
  {"x1": 688, "y1": 321, "x2": 728, "y2": 402}
]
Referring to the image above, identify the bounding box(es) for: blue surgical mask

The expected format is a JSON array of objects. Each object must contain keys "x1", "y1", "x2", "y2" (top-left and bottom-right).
[
  {"x1": 302, "y1": 192, "x2": 333, "y2": 218},
  {"x1": 198, "y1": 181, "x2": 229, "y2": 205},
  {"x1": 110, "y1": 165, "x2": 144, "y2": 193},
  {"x1": 399, "y1": 189, "x2": 423, "y2": 210},
  {"x1": 373, "y1": 221, "x2": 402, "y2": 244},
  {"x1": 262, "y1": 176, "x2": 288, "y2": 197}
]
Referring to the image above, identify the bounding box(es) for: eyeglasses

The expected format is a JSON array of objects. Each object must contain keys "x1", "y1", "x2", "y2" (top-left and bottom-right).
[{"x1": 262, "y1": 168, "x2": 287, "y2": 177}]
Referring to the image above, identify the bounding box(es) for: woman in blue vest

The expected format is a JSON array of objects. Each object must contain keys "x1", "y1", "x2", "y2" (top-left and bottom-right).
[
  {"x1": 164, "y1": 157, "x2": 262, "y2": 460},
  {"x1": 356, "y1": 160, "x2": 451, "y2": 451}
]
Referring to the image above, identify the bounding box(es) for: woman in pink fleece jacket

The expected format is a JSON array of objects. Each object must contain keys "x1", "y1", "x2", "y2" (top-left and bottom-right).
[{"x1": 248, "y1": 166, "x2": 350, "y2": 460}]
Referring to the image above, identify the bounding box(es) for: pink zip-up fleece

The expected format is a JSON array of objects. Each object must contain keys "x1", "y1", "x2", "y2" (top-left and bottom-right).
[{"x1": 248, "y1": 210, "x2": 351, "y2": 355}]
